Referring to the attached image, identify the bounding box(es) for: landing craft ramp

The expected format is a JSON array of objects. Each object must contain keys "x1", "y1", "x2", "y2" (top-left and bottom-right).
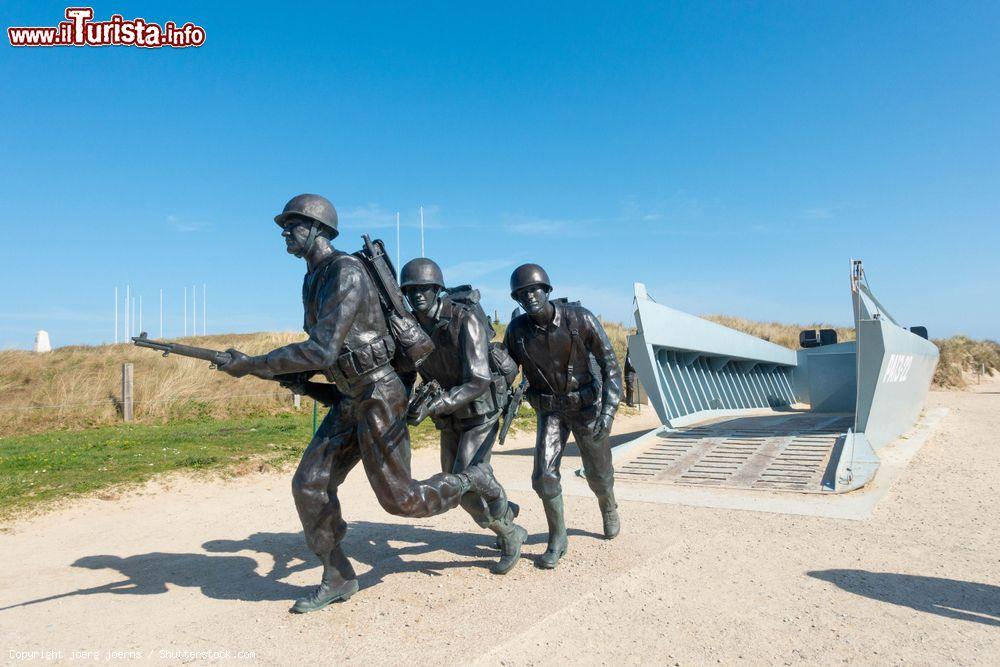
[{"x1": 613, "y1": 261, "x2": 938, "y2": 495}]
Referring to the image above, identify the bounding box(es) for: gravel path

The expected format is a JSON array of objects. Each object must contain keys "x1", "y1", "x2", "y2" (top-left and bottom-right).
[{"x1": 1, "y1": 385, "x2": 997, "y2": 666}]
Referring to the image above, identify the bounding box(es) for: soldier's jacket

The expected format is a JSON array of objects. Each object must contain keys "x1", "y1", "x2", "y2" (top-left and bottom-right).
[
  {"x1": 504, "y1": 301, "x2": 622, "y2": 416},
  {"x1": 257, "y1": 251, "x2": 394, "y2": 390},
  {"x1": 416, "y1": 297, "x2": 496, "y2": 419}
]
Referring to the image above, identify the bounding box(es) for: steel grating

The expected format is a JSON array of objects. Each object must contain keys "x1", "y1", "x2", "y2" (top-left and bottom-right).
[{"x1": 615, "y1": 412, "x2": 854, "y2": 492}]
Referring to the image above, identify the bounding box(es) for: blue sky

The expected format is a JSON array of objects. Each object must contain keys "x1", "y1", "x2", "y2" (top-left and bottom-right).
[{"x1": 2, "y1": 1, "x2": 997, "y2": 349}]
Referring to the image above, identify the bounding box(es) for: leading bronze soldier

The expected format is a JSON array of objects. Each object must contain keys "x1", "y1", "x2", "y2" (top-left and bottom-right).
[
  {"x1": 218, "y1": 194, "x2": 508, "y2": 612},
  {"x1": 503, "y1": 263, "x2": 622, "y2": 569},
  {"x1": 399, "y1": 258, "x2": 527, "y2": 574}
]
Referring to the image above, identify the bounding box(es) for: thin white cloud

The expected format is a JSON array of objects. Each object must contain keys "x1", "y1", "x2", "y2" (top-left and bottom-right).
[
  {"x1": 340, "y1": 203, "x2": 398, "y2": 229},
  {"x1": 503, "y1": 215, "x2": 575, "y2": 236},
  {"x1": 166, "y1": 214, "x2": 210, "y2": 232},
  {"x1": 442, "y1": 258, "x2": 514, "y2": 284},
  {"x1": 799, "y1": 207, "x2": 834, "y2": 220}
]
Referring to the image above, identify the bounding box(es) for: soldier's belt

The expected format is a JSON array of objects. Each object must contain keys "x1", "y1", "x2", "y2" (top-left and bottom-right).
[
  {"x1": 528, "y1": 383, "x2": 598, "y2": 411},
  {"x1": 334, "y1": 335, "x2": 395, "y2": 383}
]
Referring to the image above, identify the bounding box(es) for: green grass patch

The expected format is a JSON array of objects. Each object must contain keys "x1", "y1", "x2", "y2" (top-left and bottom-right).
[
  {"x1": 0, "y1": 412, "x2": 316, "y2": 517},
  {"x1": 0, "y1": 404, "x2": 537, "y2": 518}
]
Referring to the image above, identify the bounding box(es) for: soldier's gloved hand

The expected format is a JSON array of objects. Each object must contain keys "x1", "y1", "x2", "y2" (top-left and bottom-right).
[
  {"x1": 593, "y1": 413, "x2": 614, "y2": 441},
  {"x1": 219, "y1": 348, "x2": 253, "y2": 377},
  {"x1": 219, "y1": 349, "x2": 274, "y2": 379},
  {"x1": 276, "y1": 373, "x2": 310, "y2": 395},
  {"x1": 427, "y1": 396, "x2": 450, "y2": 418}
]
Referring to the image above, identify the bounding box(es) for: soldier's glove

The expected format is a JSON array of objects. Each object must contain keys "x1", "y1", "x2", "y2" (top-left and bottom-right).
[
  {"x1": 276, "y1": 372, "x2": 310, "y2": 395},
  {"x1": 592, "y1": 413, "x2": 614, "y2": 442},
  {"x1": 427, "y1": 396, "x2": 450, "y2": 418},
  {"x1": 219, "y1": 349, "x2": 274, "y2": 380}
]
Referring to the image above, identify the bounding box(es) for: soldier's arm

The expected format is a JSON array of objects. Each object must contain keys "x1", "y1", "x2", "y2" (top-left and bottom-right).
[
  {"x1": 432, "y1": 314, "x2": 492, "y2": 415},
  {"x1": 502, "y1": 324, "x2": 521, "y2": 370},
  {"x1": 583, "y1": 309, "x2": 622, "y2": 416},
  {"x1": 250, "y1": 261, "x2": 362, "y2": 377}
]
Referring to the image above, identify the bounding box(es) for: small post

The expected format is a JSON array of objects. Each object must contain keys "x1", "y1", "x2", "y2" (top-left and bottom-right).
[
  {"x1": 312, "y1": 400, "x2": 318, "y2": 434},
  {"x1": 121, "y1": 363, "x2": 134, "y2": 422},
  {"x1": 293, "y1": 393, "x2": 301, "y2": 409}
]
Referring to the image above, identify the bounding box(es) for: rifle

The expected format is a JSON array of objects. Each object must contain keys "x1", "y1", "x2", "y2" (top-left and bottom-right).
[
  {"x1": 406, "y1": 379, "x2": 442, "y2": 426},
  {"x1": 132, "y1": 332, "x2": 232, "y2": 367},
  {"x1": 498, "y1": 375, "x2": 528, "y2": 446},
  {"x1": 131, "y1": 332, "x2": 318, "y2": 395}
]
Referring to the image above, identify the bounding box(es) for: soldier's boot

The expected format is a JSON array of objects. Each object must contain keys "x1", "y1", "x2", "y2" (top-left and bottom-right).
[
  {"x1": 537, "y1": 495, "x2": 568, "y2": 569},
  {"x1": 290, "y1": 546, "x2": 359, "y2": 614},
  {"x1": 597, "y1": 489, "x2": 620, "y2": 540},
  {"x1": 494, "y1": 501, "x2": 519, "y2": 550},
  {"x1": 488, "y1": 504, "x2": 527, "y2": 575}
]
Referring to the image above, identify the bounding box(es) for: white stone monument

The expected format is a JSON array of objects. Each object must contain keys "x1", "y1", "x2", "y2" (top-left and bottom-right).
[{"x1": 33, "y1": 330, "x2": 51, "y2": 353}]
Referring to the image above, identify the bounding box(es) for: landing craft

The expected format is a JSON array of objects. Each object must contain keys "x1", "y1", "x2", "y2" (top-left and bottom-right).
[{"x1": 615, "y1": 260, "x2": 938, "y2": 493}]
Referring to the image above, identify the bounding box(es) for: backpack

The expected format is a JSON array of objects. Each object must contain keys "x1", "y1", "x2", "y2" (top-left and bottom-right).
[
  {"x1": 441, "y1": 285, "x2": 519, "y2": 400},
  {"x1": 352, "y1": 235, "x2": 435, "y2": 368}
]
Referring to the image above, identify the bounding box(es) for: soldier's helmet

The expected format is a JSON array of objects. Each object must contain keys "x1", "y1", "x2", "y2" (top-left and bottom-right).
[
  {"x1": 274, "y1": 194, "x2": 339, "y2": 238},
  {"x1": 400, "y1": 258, "x2": 445, "y2": 289},
  {"x1": 509, "y1": 263, "x2": 552, "y2": 297}
]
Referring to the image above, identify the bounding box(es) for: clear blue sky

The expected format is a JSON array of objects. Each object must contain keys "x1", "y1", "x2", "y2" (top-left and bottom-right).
[{"x1": 2, "y1": 1, "x2": 997, "y2": 349}]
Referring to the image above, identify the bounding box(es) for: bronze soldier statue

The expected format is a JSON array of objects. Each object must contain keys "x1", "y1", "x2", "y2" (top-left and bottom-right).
[
  {"x1": 399, "y1": 258, "x2": 527, "y2": 574},
  {"x1": 218, "y1": 194, "x2": 508, "y2": 613},
  {"x1": 503, "y1": 263, "x2": 622, "y2": 569}
]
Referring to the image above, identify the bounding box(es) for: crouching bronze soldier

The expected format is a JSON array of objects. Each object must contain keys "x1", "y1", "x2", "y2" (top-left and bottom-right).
[
  {"x1": 504, "y1": 263, "x2": 622, "y2": 569},
  {"x1": 218, "y1": 194, "x2": 507, "y2": 613},
  {"x1": 399, "y1": 258, "x2": 527, "y2": 574}
]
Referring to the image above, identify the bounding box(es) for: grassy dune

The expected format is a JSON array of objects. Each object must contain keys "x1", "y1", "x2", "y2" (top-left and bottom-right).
[{"x1": 1, "y1": 317, "x2": 995, "y2": 439}]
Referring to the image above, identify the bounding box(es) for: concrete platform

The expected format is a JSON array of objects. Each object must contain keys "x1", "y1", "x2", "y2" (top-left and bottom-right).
[
  {"x1": 614, "y1": 411, "x2": 853, "y2": 492},
  {"x1": 563, "y1": 407, "x2": 949, "y2": 521}
]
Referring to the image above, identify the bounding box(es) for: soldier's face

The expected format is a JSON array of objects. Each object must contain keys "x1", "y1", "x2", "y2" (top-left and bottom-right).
[
  {"x1": 403, "y1": 284, "x2": 439, "y2": 314},
  {"x1": 514, "y1": 285, "x2": 549, "y2": 314},
  {"x1": 281, "y1": 219, "x2": 312, "y2": 257}
]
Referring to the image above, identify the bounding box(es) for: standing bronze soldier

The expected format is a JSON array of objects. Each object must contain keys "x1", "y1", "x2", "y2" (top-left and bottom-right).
[
  {"x1": 218, "y1": 194, "x2": 507, "y2": 613},
  {"x1": 399, "y1": 258, "x2": 527, "y2": 574},
  {"x1": 504, "y1": 263, "x2": 622, "y2": 569}
]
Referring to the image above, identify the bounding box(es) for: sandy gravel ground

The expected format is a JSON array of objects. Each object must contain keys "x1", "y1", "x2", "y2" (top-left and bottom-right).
[{"x1": 1, "y1": 382, "x2": 997, "y2": 666}]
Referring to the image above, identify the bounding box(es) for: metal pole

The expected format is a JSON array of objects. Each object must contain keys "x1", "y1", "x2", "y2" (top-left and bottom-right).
[
  {"x1": 138, "y1": 295, "x2": 142, "y2": 334},
  {"x1": 420, "y1": 206, "x2": 425, "y2": 257},
  {"x1": 131, "y1": 291, "x2": 136, "y2": 336},
  {"x1": 114, "y1": 287, "x2": 119, "y2": 344},
  {"x1": 122, "y1": 363, "x2": 134, "y2": 422},
  {"x1": 183, "y1": 288, "x2": 187, "y2": 336},
  {"x1": 125, "y1": 285, "x2": 130, "y2": 342},
  {"x1": 192, "y1": 285, "x2": 197, "y2": 336}
]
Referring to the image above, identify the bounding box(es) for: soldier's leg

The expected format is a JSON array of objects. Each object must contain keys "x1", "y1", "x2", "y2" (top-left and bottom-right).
[
  {"x1": 533, "y1": 410, "x2": 571, "y2": 569},
  {"x1": 450, "y1": 418, "x2": 526, "y2": 574},
  {"x1": 357, "y1": 376, "x2": 504, "y2": 518},
  {"x1": 568, "y1": 406, "x2": 619, "y2": 539},
  {"x1": 289, "y1": 400, "x2": 363, "y2": 612}
]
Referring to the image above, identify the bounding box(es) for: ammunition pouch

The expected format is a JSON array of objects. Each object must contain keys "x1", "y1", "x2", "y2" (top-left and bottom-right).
[
  {"x1": 388, "y1": 310, "x2": 435, "y2": 367},
  {"x1": 527, "y1": 382, "x2": 598, "y2": 412},
  {"x1": 331, "y1": 334, "x2": 396, "y2": 390}
]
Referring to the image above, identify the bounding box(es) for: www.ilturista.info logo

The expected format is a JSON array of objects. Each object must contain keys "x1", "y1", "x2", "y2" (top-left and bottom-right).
[{"x1": 8, "y1": 7, "x2": 206, "y2": 48}]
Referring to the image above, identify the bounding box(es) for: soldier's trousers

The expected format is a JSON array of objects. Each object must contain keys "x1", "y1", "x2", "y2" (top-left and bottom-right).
[
  {"x1": 532, "y1": 404, "x2": 614, "y2": 500},
  {"x1": 291, "y1": 372, "x2": 467, "y2": 564},
  {"x1": 437, "y1": 413, "x2": 503, "y2": 527}
]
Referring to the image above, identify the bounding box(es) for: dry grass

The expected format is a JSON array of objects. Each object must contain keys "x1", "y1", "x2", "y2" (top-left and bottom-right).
[
  {"x1": 702, "y1": 315, "x2": 856, "y2": 349},
  {"x1": 931, "y1": 336, "x2": 1000, "y2": 389},
  {"x1": 1, "y1": 314, "x2": 992, "y2": 438},
  {"x1": 0, "y1": 332, "x2": 308, "y2": 437}
]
